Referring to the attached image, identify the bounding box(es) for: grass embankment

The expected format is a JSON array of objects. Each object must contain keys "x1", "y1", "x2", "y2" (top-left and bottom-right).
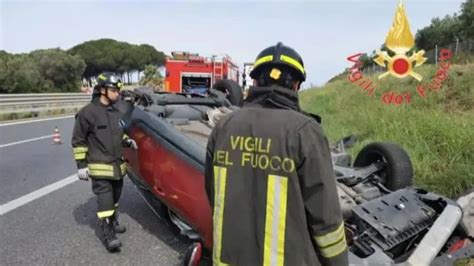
[{"x1": 300, "y1": 64, "x2": 474, "y2": 198}]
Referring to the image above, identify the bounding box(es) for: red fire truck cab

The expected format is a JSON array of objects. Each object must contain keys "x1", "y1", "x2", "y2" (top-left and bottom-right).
[{"x1": 164, "y1": 51, "x2": 240, "y2": 94}]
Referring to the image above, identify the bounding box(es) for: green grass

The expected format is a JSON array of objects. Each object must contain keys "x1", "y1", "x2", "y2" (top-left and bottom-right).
[
  {"x1": 455, "y1": 258, "x2": 474, "y2": 266},
  {"x1": 299, "y1": 64, "x2": 474, "y2": 198}
]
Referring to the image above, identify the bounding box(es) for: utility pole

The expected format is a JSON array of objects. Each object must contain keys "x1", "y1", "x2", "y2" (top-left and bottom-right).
[{"x1": 455, "y1": 37, "x2": 459, "y2": 55}]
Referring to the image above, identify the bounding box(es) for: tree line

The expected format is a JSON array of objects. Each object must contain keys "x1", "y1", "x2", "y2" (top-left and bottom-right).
[
  {"x1": 415, "y1": 0, "x2": 473, "y2": 51},
  {"x1": 0, "y1": 39, "x2": 165, "y2": 93}
]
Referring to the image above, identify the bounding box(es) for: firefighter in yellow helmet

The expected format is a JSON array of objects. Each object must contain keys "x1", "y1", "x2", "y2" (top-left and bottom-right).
[
  {"x1": 72, "y1": 72, "x2": 137, "y2": 252},
  {"x1": 204, "y1": 42, "x2": 348, "y2": 265}
]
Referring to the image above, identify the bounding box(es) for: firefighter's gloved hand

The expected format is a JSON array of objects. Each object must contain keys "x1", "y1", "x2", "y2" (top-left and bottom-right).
[
  {"x1": 77, "y1": 168, "x2": 89, "y2": 181},
  {"x1": 207, "y1": 107, "x2": 234, "y2": 127},
  {"x1": 125, "y1": 139, "x2": 138, "y2": 150}
]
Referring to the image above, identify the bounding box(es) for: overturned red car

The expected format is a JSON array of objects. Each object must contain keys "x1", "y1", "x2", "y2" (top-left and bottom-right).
[{"x1": 119, "y1": 84, "x2": 473, "y2": 265}]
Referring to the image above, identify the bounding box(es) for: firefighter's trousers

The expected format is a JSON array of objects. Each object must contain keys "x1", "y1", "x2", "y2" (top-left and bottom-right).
[{"x1": 91, "y1": 178, "x2": 124, "y2": 219}]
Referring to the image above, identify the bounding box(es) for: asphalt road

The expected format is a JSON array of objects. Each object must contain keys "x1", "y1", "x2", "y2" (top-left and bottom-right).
[{"x1": 0, "y1": 116, "x2": 193, "y2": 265}]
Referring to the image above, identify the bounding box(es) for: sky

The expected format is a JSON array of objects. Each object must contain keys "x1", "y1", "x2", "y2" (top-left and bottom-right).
[{"x1": 0, "y1": 0, "x2": 465, "y2": 88}]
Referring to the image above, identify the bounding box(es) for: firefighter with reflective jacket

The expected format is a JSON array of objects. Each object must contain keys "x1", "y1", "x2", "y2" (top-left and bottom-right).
[
  {"x1": 72, "y1": 73, "x2": 137, "y2": 251},
  {"x1": 204, "y1": 42, "x2": 348, "y2": 265}
]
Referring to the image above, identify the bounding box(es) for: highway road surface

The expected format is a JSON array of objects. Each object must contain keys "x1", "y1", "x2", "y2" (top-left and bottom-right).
[{"x1": 0, "y1": 116, "x2": 195, "y2": 265}]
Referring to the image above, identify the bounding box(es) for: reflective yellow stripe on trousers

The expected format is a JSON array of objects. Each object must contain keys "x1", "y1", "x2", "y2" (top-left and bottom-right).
[
  {"x1": 264, "y1": 175, "x2": 288, "y2": 266},
  {"x1": 213, "y1": 166, "x2": 229, "y2": 266},
  {"x1": 97, "y1": 210, "x2": 114, "y2": 219}
]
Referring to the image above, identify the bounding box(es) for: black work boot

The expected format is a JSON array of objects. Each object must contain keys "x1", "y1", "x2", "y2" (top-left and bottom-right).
[
  {"x1": 111, "y1": 211, "x2": 126, "y2": 234},
  {"x1": 101, "y1": 217, "x2": 122, "y2": 251}
]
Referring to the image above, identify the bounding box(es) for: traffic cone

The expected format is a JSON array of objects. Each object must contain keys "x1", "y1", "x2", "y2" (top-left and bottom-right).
[{"x1": 52, "y1": 127, "x2": 63, "y2": 145}]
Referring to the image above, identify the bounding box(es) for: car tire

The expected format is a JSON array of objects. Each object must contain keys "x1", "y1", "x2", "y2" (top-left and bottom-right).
[
  {"x1": 353, "y1": 142, "x2": 413, "y2": 190},
  {"x1": 212, "y1": 79, "x2": 243, "y2": 106}
]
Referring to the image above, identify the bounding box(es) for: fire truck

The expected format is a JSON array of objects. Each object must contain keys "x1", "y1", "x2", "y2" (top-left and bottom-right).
[{"x1": 164, "y1": 51, "x2": 240, "y2": 94}]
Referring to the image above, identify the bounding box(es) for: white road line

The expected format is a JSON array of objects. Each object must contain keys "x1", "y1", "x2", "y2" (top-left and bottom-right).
[
  {"x1": 133, "y1": 185, "x2": 165, "y2": 220},
  {"x1": 0, "y1": 135, "x2": 54, "y2": 148},
  {"x1": 0, "y1": 174, "x2": 78, "y2": 216},
  {"x1": 0, "y1": 115, "x2": 74, "y2": 127}
]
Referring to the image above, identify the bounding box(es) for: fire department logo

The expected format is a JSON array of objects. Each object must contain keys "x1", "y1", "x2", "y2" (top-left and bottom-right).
[
  {"x1": 374, "y1": 0, "x2": 427, "y2": 81},
  {"x1": 346, "y1": 0, "x2": 453, "y2": 106}
]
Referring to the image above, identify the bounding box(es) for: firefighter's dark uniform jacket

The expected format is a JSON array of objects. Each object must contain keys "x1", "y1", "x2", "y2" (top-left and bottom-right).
[
  {"x1": 72, "y1": 98, "x2": 128, "y2": 180},
  {"x1": 205, "y1": 85, "x2": 348, "y2": 266}
]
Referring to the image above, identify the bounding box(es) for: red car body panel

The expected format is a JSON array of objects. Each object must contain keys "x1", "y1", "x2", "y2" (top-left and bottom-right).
[{"x1": 123, "y1": 126, "x2": 213, "y2": 248}]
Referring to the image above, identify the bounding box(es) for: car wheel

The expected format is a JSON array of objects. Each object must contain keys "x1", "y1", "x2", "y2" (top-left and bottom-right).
[
  {"x1": 212, "y1": 79, "x2": 243, "y2": 106},
  {"x1": 353, "y1": 142, "x2": 413, "y2": 190}
]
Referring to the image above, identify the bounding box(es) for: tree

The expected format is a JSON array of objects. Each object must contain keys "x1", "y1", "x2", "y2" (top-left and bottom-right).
[
  {"x1": 459, "y1": 0, "x2": 474, "y2": 39},
  {"x1": 139, "y1": 64, "x2": 163, "y2": 91},
  {"x1": 415, "y1": 2, "x2": 468, "y2": 51},
  {"x1": 0, "y1": 38, "x2": 166, "y2": 93},
  {"x1": 0, "y1": 51, "x2": 13, "y2": 93},
  {"x1": 138, "y1": 44, "x2": 166, "y2": 68},
  {"x1": 6, "y1": 55, "x2": 43, "y2": 93},
  {"x1": 415, "y1": 16, "x2": 457, "y2": 50},
  {"x1": 30, "y1": 49, "x2": 86, "y2": 92},
  {"x1": 0, "y1": 49, "x2": 85, "y2": 93},
  {"x1": 69, "y1": 39, "x2": 166, "y2": 84}
]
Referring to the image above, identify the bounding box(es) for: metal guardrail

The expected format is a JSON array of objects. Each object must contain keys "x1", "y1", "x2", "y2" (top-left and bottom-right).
[
  {"x1": 0, "y1": 93, "x2": 91, "y2": 115},
  {"x1": 0, "y1": 92, "x2": 88, "y2": 97}
]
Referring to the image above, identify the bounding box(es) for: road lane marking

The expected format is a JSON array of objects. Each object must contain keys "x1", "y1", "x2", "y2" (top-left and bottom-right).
[
  {"x1": 0, "y1": 135, "x2": 54, "y2": 148},
  {"x1": 0, "y1": 115, "x2": 75, "y2": 127},
  {"x1": 0, "y1": 174, "x2": 78, "y2": 216},
  {"x1": 133, "y1": 185, "x2": 165, "y2": 220}
]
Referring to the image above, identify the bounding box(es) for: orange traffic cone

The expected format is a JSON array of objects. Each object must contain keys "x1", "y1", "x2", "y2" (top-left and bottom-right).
[{"x1": 52, "y1": 127, "x2": 63, "y2": 145}]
